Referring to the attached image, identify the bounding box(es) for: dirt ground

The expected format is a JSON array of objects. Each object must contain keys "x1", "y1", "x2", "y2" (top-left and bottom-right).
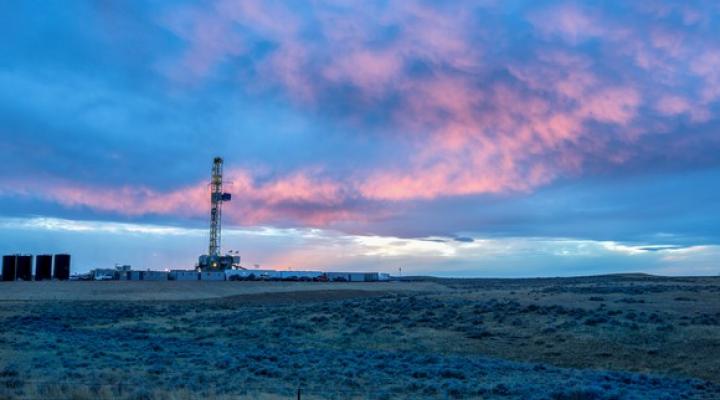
[
  {"x1": 0, "y1": 280, "x2": 446, "y2": 301},
  {"x1": 0, "y1": 275, "x2": 718, "y2": 399}
]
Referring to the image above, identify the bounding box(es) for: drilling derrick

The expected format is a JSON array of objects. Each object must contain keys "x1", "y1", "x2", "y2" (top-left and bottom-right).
[
  {"x1": 208, "y1": 157, "x2": 227, "y2": 258},
  {"x1": 198, "y1": 157, "x2": 238, "y2": 271}
]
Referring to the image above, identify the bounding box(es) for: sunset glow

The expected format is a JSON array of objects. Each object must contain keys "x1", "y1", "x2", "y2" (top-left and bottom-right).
[{"x1": 1, "y1": 1, "x2": 719, "y2": 275}]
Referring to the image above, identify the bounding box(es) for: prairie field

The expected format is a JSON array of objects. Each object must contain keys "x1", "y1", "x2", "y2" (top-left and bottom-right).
[{"x1": 0, "y1": 275, "x2": 719, "y2": 399}]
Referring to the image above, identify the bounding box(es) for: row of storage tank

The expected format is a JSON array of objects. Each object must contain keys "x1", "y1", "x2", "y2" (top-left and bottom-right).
[
  {"x1": 1, "y1": 254, "x2": 71, "y2": 281},
  {"x1": 92, "y1": 268, "x2": 390, "y2": 282}
]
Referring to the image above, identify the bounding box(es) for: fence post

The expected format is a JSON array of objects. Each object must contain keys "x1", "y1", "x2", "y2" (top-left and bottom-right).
[{"x1": 297, "y1": 387, "x2": 301, "y2": 400}]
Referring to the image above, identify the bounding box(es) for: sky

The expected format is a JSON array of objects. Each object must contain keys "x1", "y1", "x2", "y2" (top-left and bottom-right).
[{"x1": 1, "y1": 0, "x2": 719, "y2": 276}]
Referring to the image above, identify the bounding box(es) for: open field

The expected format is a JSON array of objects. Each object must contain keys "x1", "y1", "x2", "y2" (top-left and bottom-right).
[
  {"x1": 1, "y1": 275, "x2": 719, "y2": 399},
  {"x1": 0, "y1": 281, "x2": 446, "y2": 301}
]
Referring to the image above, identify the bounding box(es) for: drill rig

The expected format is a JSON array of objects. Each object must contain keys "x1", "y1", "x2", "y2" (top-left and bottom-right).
[{"x1": 198, "y1": 157, "x2": 240, "y2": 270}]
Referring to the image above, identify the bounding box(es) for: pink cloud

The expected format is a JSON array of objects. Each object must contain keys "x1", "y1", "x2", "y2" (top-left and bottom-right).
[
  {"x1": 2, "y1": 169, "x2": 363, "y2": 227},
  {"x1": 528, "y1": 4, "x2": 607, "y2": 44},
  {"x1": 38, "y1": 183, "x2": 207, "y2": 217},
  {"x1": 10, "y1": 1, "x2": 711, "y2": 226},
  {"x1": 655, "y1": 95, "x2": 691, "y2": 116},
  {"x1": 691, "y1": 50, "x2": 720, "y2": 103},
  {"x1": 161, "y1": 9, "x2": 245, "y2": 80},
  {"x1": 650, "y1": 29, "x2": 685, "y2": 59},
  {"x1": 323, "y1": 50, "x2": 403, "y2": 97},
  {"x1": 577, "y1": 87, "x2": 641, "y2": 125}
]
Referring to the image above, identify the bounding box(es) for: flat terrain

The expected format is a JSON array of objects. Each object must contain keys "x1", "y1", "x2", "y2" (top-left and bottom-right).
[
  {"x1": 0, "y1": 281, "x2": 445, "y2": 301},
  {"x1": 0, "y1": 275, "x2": 719, "y2": 399}
]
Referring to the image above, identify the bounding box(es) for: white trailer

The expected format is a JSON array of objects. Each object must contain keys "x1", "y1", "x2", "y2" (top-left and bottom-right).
[
  {"x1": 200, "y1": 271, "x2": 226, "y2": 281},
  {"x1": 170, "y1": 270, "x2": 199, "y2": 281},
  {"x1": 348, "y1": 273, "x2": 367, "y2": 282},
  {"x1": 279, "y1": 270, "x2": 323, "y2": 280},
  {"x1": 143, "y1": 271, "x2": 169, "y2": 281},
  {"x1": 326, "y1": 272, "x2": 350, "y2": 282}
]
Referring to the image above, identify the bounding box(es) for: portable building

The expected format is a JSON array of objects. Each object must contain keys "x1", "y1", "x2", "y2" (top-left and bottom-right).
[
  {"x1": 362, "y1": 273, "x2": 378, "y2": 282},
  {"x1": 170, "y1": 270, "x2": 199, "y2": 281},
  {"x1": 359, "y1": 272, "x2": 390, "y2": 282},
  {"x1": 92, "y1": 268, "x2": 116, "y2": 280},
  {"x1": 262, "y1": 270, "x2": 283, "y2": 280},
  {"x1": 325, "y1": 272, "x2": 380, "y2": 282},
  {"x1": 2, "y1": 255, "x2": 16, "y2": 281},
  {"x1": 225, "y1": 269, "x2": 251, "y2": 280},
  {"x1": 279, "y1": 270, "x2": 323, "y2": 280},
  {"x1": 225, "y1": 269, "x2": 276, "y2": 280},
  {"x1": 128, "y1": 271, "x2": 143, "y2": 281},
  {"x1": 143, "y1": 271, "x2": 169, "y2": 281},
  {"x1": 200, "y1": 271, "x2": 225, "y2": 281},
  {"x1": 236, "y1": 269, "x2": 280, "y2": 280},
  {"x1": 301, "y1": 271, "x2": 324, "y2": 280},
  {"x1": 326, "y1": 272, "x2": 351, "y2": 282},
  {"x1": 278, "y1": 271, "x2": 296, "y2": 280},
  {"x1": 348, "y1": 272, "x2": 368, "y2": 282},
  {"x1": 258, "y1": 270, "x2": 281, "y2": 280},
  {"x1": 35, "y1": 255, "x2": 52, "y2": 281}
]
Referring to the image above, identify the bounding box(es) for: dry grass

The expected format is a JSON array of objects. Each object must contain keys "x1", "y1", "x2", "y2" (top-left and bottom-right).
[
  {"x1": 0, "y1": 281, "x2": 447, "y2": 301},
  {"x1": 0, "y1": 274, "x2": 718, "y2": 399},
  {"x1": 11, "y1": 384, "x2": 294, "y2": 400}
]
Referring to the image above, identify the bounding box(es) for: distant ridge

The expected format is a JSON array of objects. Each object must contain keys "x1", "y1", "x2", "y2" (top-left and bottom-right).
[
  {"x1": 400, "y1": 272, "x2": 658, "y2": 281},
  {"x1": 398, "y1": 273, "x2": 717, "y2": 283}
]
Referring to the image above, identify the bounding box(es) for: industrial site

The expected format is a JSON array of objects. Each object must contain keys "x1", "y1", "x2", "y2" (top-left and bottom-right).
[
  {"x1": 1, "y1": 159, "x2": 719, "y2": 399},
  {"x1": 3, "y1": 1, "x2": 720, "y2": 399},
  {"x1": 1, "y1": 158, "x2": 390, "y2": 284}
]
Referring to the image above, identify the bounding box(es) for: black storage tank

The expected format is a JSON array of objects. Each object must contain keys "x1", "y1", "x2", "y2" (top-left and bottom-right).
[
  {"x1": 16, "y1": 255, "x2": 33, "y2": 281},
  {"x1": 35, "y1": 254, "x2": 52, "y2": 281},
  {"x1": 53, "y1": 254, "x2": 71, "y2": 280},
  {"x1": 2, "y1": 255, "x2": 16, "y2": 281}
]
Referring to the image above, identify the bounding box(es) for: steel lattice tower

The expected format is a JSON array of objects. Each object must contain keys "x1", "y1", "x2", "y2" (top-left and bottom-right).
[{"x1": 208, "y1": 157, "x2": 225, "y2": 257}]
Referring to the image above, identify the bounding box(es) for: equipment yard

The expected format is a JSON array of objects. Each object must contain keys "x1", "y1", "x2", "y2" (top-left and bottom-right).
[{"x1": 1, "y1": 275, "x2": 719, "y2": 399}]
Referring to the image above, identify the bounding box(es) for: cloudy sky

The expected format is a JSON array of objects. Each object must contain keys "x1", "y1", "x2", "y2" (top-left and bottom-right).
[{"x1": 1, "y1": 1, "x2": 719, "y2": 276}]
